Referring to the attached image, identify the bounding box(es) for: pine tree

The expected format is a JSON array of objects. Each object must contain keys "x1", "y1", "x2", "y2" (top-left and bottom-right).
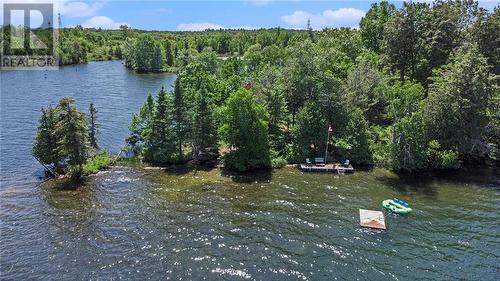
[
  {"x1": 173, "y1": 79, "x2": 189, "y2": 160},
  {"x1": 165, "y1": 40, "x2": 174, "y2": 66},
  {"x1": 88, "y1": 103, "x2": 99, "y2": 151},
  {"x1": 55, "y1": 97, "x2": 89, "y2": 175},
  {"x1": 144, "y1": 87, "x2": 175, "y2": 163},
  {"x1": 33, "y1": 106, "x2": 60, "y2": 166},
  {"x1": 127, "y1": 93, "x2": 154, "y2": 152},
  {"x1": 151, "y1": 42, "x2": 164, "y2": 72},
  {"x1": 192, "y1": 87, "x2": 217, "y2": 160}
]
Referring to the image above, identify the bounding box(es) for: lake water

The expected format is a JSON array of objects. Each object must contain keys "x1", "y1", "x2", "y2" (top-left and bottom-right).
[
  {"x1": 1, "y1": 61, "x2": 499, "y2": 280},
  {"x1": 1, "y1": 60, "x2": 176, "y2": 188}
]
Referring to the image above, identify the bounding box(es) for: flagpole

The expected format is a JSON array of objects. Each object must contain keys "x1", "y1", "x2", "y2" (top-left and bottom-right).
[{"x1": 324, "y1": 125, "x2": 330, "y2": 164}]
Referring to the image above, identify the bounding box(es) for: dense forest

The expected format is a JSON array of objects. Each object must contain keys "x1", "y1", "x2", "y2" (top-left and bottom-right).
[{"x1": 32, "y1": 0, "x2": 499, "y2": 173}]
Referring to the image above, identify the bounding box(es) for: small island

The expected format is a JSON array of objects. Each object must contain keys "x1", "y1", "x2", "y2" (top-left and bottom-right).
[{"x1": 33, "y1": 98, "x2": 114, "y2": 179}]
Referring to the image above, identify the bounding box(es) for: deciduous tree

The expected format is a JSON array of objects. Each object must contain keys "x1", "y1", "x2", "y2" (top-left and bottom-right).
[{"x1": 219, "y1": 89, "x2": 271, "y2": 171}]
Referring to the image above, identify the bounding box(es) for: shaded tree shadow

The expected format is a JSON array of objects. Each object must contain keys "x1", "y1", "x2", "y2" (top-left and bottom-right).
[
  {"x1": 375, "y1": 167, "x2": 500, "y2": 198},
  {"x1": 375, "y1": 172, "x2": 439, "y2": 198},
  {"x1": 353, "y1": 165, "x2": 376, "y2": 172},
  {"x1": 42, "y1": 177, "x2": 90, "y2": 191},
  {"x1": 159, "y1": 160, "x2": 217, "y2": 176},
  {"x1": 221, "y1": 168, "x2": 273, "y2": 183},
  {"x1": 38, "y1": 177, "x2": 95, "y2": 212}
]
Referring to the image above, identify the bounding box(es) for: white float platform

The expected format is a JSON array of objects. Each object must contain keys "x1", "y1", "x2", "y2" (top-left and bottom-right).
[{"x1": 359, "y1": 209, "x2": 386, "y2": 230}]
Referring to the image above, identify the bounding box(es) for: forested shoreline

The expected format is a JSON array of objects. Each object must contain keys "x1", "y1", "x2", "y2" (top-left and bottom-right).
[{"x1": 32, "y1": 0, "x2": 498, "y2": 174}]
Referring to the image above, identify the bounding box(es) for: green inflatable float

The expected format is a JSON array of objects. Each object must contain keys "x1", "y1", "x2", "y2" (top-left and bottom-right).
[{"x1": 382, "y1": 198, "x2": 412, "y2": 214}]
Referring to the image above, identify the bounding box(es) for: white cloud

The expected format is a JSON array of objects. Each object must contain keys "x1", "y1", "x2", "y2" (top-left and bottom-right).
[
  {"x1": 7, "y1": 9, "x2": 44, "y2": 28},
  {"x1": 59, "y1": 1, "x2": 105, "y2": 18},
  {"x1": 281, "y1": 8, "x2": 365, "y2": 29},
  {"x1": 176, "y1": 22, "x2": 224, "y2": 31},
  {"x1": 82, "y1": 16, "x2": 129, "y2": 30},
  {"x1": 0, "y1": 0, "x2": 106, "y2": 25}
]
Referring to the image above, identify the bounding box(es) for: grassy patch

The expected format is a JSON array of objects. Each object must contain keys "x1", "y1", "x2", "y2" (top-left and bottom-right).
[{"x1": 83, "y1": 152, "x2": 114, "y2": 175}]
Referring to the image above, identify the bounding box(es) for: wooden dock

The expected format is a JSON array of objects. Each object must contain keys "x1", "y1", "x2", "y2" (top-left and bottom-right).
[
  {"x1": 359, "y1": 209, "x2": 386, "y2": 230},
  {"x1": 299, "y1": 163, "x2": 354, "y2": 173}
]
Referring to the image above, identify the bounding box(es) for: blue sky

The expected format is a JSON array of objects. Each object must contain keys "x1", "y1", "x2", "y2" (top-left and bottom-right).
[{"x1": 3, "y1": 1, "x2": 499, "y2": 31}]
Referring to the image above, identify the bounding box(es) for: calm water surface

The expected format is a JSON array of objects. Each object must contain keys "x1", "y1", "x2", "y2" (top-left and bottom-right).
[{"x1": 1, "y1": 62, "x2": 499, "y2": 280}]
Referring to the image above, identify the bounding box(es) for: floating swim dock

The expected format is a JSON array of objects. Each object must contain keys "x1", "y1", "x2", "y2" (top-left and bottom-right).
[
  {"x1": 359, "y1": 209, "x2": 386, "y2": 230},
  {"x1": 299, "y1": 163, "x2": 354, "y2": 173}
]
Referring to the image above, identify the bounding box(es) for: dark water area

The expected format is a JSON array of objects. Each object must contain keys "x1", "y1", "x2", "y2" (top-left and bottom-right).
[
  {"x1": 0, "y1": 60, "x2": 176, "y2": 188},
  {"x1": 1, "y1": 166, "x2": 499, "y2": 280},
  {"x1": 1, "y1": 61, "x2": 499, "y2": 280}
]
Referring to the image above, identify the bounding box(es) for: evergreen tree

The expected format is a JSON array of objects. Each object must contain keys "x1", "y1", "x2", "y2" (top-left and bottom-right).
[
  {"x1": 151, "y1": 42, "x2": 164, "y2": 72},
  {"x1": 173, "y1": 79, "x2": 189, "y2": 160},
  {"x1": 55, "y1": 97, "x2": 89, "y2": 174},
  {"x1": 143, "y1": 87, "x2": 175, "y2": 163},
  {"x1": 254, "y1": 66, "x2": 288, "y2": 152},
  {"x1": 283, "y1": 40, "x2": 318, "y2": 126},
  {"x1": 164, "y1": 40, "x2": 175, "y2": 66},
  {"x1": 192, "y1": 87, "x2": 217, "y2": 160},
  {"x1": 88, "y1": 103, "x2": 99, "y2": 151},
  {"x1": 424, "y1": 44, "x2": 495, "y2": 161},
  {"x1": 122, "y1": 38, "x2": 136, "y2": 69},
  {"x1": 33, "y1": 106, "x2": 60, "y2": 166},
  {"x1": 127, "y1": 93, "x2": 154, "y2": 152}
]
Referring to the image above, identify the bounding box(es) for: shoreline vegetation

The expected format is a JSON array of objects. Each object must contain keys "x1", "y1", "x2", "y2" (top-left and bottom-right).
[
  {"x1": 32, "y1": 98, "x2": 115, "y2": 180},
  {"x1": 30, "y1": 0, "x2": 499, "y2": 183}
]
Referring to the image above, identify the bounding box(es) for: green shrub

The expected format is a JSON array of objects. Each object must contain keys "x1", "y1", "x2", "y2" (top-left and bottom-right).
[
  {"x1": 426, "y1": 140, "x2": 460, "y2": 169},
  {"x1": 369, "y1": 125, "x2": 393, "y2": 167},
  {"x1": 437, "y1": 149, "x2": 460, "y2": 169},
  {"x1": 83, "y1": 153, "x2": 114, "y2": 175},
  {"x1": 271, "y1": 156, "x2": 288, "y2": 168}
]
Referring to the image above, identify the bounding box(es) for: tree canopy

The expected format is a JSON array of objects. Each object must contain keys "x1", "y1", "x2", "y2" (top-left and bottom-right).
[{"x1": 114, "y1": 0, "x2": 499, "y2": 171}]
